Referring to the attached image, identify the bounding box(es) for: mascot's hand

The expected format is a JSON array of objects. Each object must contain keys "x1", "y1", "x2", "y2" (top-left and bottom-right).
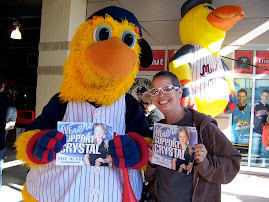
[
  {"x1": 109, "y1": 135, "x2": 140, "y2": 168},
  {"x1": 224, "y1": 76, "x2": 236, "y2": 114},
  {"x1": 224, "y1": 94, "x2": 236, "y2": 114},
  {"x1": 109, "y1": 132, "x2": 149, "y2": 169},
  {"x1": 27, "y1": 129, "x2": 66, "y2": 164}
]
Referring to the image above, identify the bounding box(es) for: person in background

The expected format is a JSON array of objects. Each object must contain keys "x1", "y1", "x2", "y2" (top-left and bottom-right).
[
  {"x1": 140, "y1": 92, "x2": 164, "y2": 202},
  {"x1": 142, "y1": 92, "x2": 164, "y2": 130},
  {"x1": 146, "y1": 71, "x2": 241, "y2": 202},
  {"x1": 5, "y1": 107, "x2": 17, "y2": 134},
  {"x1": 252, "y1": 89, "x2": 269, "y2": 166},
  {"x1": 136, "y1": 86, "x2": 148, "y2": 112},
  {"x1": 0, "y1": 75, "x2": 16, "y2": 190},
  {"x1": 231, "y1": 89, "x2": 251, "y2": 144},
  {"x1": 261, "y1": 115, "x2": 269, "y2": 167}
]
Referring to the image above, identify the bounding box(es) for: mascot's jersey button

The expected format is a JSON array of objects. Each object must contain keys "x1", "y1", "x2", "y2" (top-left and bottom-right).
[
  {"x1": 94, "y1": 111, "x2": 101, "y2": 119},
  {"x1": 94, "y1": 166, "x2": 102, "y2": 174},
  {"x1": 92, "y1": 187, "x2": 100, "y2": 196},
  {"x1": 94, "y1": 108, "x2": 101, "y2": 119}
]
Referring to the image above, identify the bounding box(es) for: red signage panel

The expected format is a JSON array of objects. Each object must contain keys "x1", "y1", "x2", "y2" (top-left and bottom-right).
[
  {"x1": 256, "y1": 50, "x2": 269, "y2": 74},
  {"x1": 139, "y1": 50, "x2": 165, "y2": 71},
  {"x1": 234, "y1": 50, "x2": 253, "y2": 74}
]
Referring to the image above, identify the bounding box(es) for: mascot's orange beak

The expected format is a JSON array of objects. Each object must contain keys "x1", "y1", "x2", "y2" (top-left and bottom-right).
[
  {"x1": 85, "y1": 37, "x2": 138, "y2": 79},
  {"x1": 207, "y1": 5, "x2": 245, "y2": 31}
]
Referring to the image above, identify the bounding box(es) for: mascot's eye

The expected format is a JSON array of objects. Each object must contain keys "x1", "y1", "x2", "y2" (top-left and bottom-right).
[
  {"x1": 121, "y1": 32, "x2": 136, "y2": 49},
  {"x1": 205, "y1": 5, "x2": 215, "y2": 11},
  {"x1": 94, "y1": 26, "x2": 111, "y2": 42}
]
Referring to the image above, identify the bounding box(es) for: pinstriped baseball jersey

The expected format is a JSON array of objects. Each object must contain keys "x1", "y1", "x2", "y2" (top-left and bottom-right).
[
  {"x1": 25, "y1": 95, "x2": 143, "y2": 202},
  {"x1": 191, "y1": 43, "x2": 229, "y2": 101}
]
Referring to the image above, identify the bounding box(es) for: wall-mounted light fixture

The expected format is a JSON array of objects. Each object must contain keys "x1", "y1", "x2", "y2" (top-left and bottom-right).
[{"x1": 10, "y1": 21, "x2": 22, "y2": 40}]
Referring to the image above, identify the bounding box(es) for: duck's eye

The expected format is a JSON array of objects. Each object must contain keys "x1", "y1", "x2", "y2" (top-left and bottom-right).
[
  {"x1": 94, "y1": 26, "x2": 111, "y2": 42},
  {"x1": 205, "y1": 5, "x2": 215, "y2": 11},
  {"x1": 121, "y1": 32, "x2": 136, "y2": 49}
]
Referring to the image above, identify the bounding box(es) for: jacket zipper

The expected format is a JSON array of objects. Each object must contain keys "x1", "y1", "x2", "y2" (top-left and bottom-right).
[
  {"x1": 192, "y1": 176, "x2": 199, "y2": 201},
  {"x1": 192, "y1": 112, "x2": 204, "y2": 201}
]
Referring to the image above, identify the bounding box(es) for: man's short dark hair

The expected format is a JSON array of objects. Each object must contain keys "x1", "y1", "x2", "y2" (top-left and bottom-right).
[
  {"x1": 136, "y1": 86, "x2": 147, "y2": 93},
  {"x1": 0, "y1": 74, "x2": 5, "y2": 86},
  {"x1": 237, "y1": 89, "x2": 247, "y2": 96},
  {"x1": 262, "y1": 89, "x2": 269, "y2": 94},
  {"x1": 153, "y1": 71, "x2": 181, "y2": 88}
]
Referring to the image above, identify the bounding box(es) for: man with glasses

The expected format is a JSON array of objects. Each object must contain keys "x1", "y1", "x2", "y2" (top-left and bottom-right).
[{"x1": 146, "y1": 71, "x2": 241, "y2": 202}]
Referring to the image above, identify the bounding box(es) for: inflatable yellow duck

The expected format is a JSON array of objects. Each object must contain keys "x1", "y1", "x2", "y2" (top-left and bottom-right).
[{"x1": 169, "y1": 0, "x2": 244, "y2": 117}]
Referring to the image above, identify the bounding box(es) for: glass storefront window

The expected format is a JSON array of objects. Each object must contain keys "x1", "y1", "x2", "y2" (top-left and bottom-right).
[
  {"x1": 250, "y1": 79, "x2": 269, "y2": 168},
  {"x1": 232, "y1": 79, "x2": 252, "y2": 166}
]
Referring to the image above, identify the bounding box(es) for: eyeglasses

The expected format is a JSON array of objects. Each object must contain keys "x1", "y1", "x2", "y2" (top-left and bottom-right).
[
  {"x1": 143, "y1": 102, "x2": 150, "y2": 105},
  {"x1": 149, "y1": 85, "x2": 180, "y2": 96}
]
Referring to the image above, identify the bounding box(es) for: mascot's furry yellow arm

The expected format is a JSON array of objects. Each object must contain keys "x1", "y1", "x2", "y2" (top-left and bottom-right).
[
  {"x1": 169, "y1": 0, "x2": 244, "y2": 117},
  {"x1": 15, "y1": 6, "x2": 153, "y2": 202}
]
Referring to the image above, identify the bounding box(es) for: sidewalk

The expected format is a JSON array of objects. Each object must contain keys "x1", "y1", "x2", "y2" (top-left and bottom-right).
[
  {"x1": 1, "y1": 144, "x2": 26, "y2": 202},
  {"x1": 222, "y1": 172, "x2": 269, "y2": 202}
]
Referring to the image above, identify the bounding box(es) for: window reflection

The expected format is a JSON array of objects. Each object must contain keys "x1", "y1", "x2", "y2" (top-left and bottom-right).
[
  {"x1": 251, "y1": 80, "x2": 269, "y2": 168},
  {"x1": 231, "y1": 79, "x2": 252, "y2": 166}
]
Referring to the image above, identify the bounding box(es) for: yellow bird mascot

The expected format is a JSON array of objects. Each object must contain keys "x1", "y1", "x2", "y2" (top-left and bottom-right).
[
  {"x1": 169, "y1": 0, "x2": 245, "y2": 117},
  {"x1": 15, "y1": 6, "x2": 153, "y2": 202}
]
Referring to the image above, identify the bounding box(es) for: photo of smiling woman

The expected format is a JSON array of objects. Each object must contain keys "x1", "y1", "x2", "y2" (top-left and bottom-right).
[
  {"x1": 84, "y1": 123, "x2": 112, "y2": 166},
  {"x1": 172, "y1": 126, "x2": 195, "y2": 175}
]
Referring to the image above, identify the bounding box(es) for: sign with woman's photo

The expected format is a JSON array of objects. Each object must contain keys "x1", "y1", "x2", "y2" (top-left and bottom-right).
[
  {"x1": 55, "y1": 122, "x2": 113, "y2": 166},
  {"x1": 151, "y1": 123, "x2": 198, "y2": 175}
]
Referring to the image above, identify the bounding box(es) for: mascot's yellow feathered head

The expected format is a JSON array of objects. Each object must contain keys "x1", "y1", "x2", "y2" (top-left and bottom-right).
[
  {"x1": 59, "y1": 6, "x2": 153, "y2": 106},
  {"x1": 180, "y1": 0, "x2": 244, "y2": 56}
]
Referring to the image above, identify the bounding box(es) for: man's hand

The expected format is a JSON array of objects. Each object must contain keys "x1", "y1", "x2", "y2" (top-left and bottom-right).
[
  {"x1": 148, "y1": 140, "x2": 156, "y2": 165},
  {"x1": 5, "y1": 121, "x2": 15, "y2": 130}
]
